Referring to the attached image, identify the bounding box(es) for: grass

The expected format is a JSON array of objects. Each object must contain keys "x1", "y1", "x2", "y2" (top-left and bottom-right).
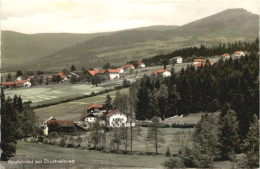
[
  {"x1": 3, "y1": 128, "x2": 193, "y2": 169},
  {"x1": 34, "y1": 87, "x2": 129, "y2": 122}
]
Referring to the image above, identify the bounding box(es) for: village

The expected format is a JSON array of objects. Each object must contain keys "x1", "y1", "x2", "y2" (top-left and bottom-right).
[{"x1": 2, "y1": 50, "x2": 245, "y2": 137}]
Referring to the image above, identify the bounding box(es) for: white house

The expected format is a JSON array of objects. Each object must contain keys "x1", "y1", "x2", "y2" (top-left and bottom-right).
[
  {"x1": 233, "y1": 51, "x2": 245, "y2": 59},
  {"x1": 152, "y1": 69, "x2": 171, "y2": 77},
  {"x1": 123, "y1": 64, "x2": 135, "y2": 71},
  {"x1": 221, "y1": 53, "x2": 230, "y2": 60},
  {"x1": 106, "y1": 109, "x2": 127, "y2": 127},
  {"x1": 133, "y1": 61, "x2": 145, "y2": 68},
  {"x1": 81, "y1": 113, "x2": 97, "y2": 123},
  {"x1": 86, "y1": 103, "x2": 106, "y2": 116},
  {"x1": 106, "y1": 68, "x2": 121, "y2": 79},
  {"x1": 176, "y1": 57, "x2": 183, "y2": 64},
  {"x1": 41, "y1": 116, "x2": 56, "y2": 135}
]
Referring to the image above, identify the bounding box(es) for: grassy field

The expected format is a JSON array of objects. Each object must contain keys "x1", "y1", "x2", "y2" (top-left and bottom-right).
[
  {"x1": 35, "y1": 88, "x2": 129, "y2": 122},
  {"x1": 4, "y1": 80, "x2": 123, "y2": 107},
  {"x1": 3, "y1": 127, "x2": 193, "y2": 169}
]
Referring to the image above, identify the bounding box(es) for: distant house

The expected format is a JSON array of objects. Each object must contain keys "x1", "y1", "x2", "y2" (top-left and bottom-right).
[
  {"x1": 221, "y1": 53, "x2": 230, "y2": 60},
  {"x1": 152, "y1": 69, "x2": 171, "y2": 77},
  {"x1": 133, "y1": 61, "x2": 145, "y2": 68},
  {"x1": 193, "y1": 58, "x2": 204, "y2": 65},
  {"x1": 106, "y1": 68, "x2": 122, "y2": 79},
  {"x1": 86, "y1": 103, "x2": 105, "y2": 116},
  {"x1": 2, "y1": 81, "x2": 15, "y2": 88},
  {"x1": 27, "y1": 76, "x2": 35, "y2": 81},
  {"x1": 123, "y1": 64, "x2": 135, "y2": 71},
  {"x1": 170, "y1": 56, "x2": 183, "y2": 64},
  {"x1": 16, "y1": 76, "x2": 23, "y2": 81},
  {"x1": 47, "y1": 120, "x2": 75, "y2": 134},
  {"x1": 42, "y1": 116, "x2": 56, "y2": 135},
  {"x1": 106, "y1": 109, "x2": 127, "y2": 127},
  {"x1": 81, "y1": 113, "x2": 97, "y2": 123},
  {"x1": 233, "y1": 51, "x2": 245, "y2": 59},
  {"x1": 194, "y1": 62, "x2": 214, "y2": 68},
  {"x1": 57, "y1": 72, "x2": 68, "y2": 81}
]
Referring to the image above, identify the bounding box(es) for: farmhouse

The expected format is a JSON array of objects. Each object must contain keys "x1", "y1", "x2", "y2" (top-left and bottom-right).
[
  {"x1": 47, "y1": 120, "x2": 75, "y2": 134},
  {"x1": 170, "y1": 56, "x2": 183, "y2": 64},
  {"x1": 57, "y1": 72, "x2": 68, "y2": 81},
  {"x1": 106, "y1": 109, "x2": 127, "y2": 127},
  {"x1": 133, "y1": 61, "x2": 146, "y2": 68},
  {"x1": 152, "y1": 69, "x2": 171, "y2": 77},
  {"x1": 2, "y1": 80, "x2": 31, "y2": 88},
  {"x1": 106, "y1": 68, "x2": 121, "y2": 79},
  {"x1": 81, "y1": 113, "x2": 97, "y2": 123},
  {"x1": 194, "y1": 62, "x2": 214, "y2": 68},
  {"x1": 193, "y1": 58, "x2": 204, "y2": 65},
  {"x1": 86, "y1": 103, "x2": 105, "y2": 116},
  {"x1": 27, "y1": 76, "x2": 35, "y2": 81},
  {"x1": 123, "y1": 64, "x2": 135, "y2": 72},
  {"x1": 233, "y1": 51, "x2": 245, "y2": 59},
  {"x1": 222, "y1": 53, "x2": 230, "y2": 60}
]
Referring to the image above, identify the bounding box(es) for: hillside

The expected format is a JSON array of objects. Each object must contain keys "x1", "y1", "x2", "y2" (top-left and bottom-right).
[
  {"x1": 1, "y1": 31, "x2": 112, "y2": 71},
  {"x1": 2, "y1": 8, "x2": 259, "y2": 71}
]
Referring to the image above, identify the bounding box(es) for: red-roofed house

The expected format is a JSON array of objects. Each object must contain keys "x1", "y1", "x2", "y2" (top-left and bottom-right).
[
  {"x1": 133, "y1": 61, "x2": 145, "y2": 68},
  {"x1": 57, "y1": 72, "x2": 68, "y2": 81},
  {"x1": 123, "y1": 64, "x2": 135, "y2": 70},
  {"x1": 2, "y1": 81, "x2": 15, "y2": 88},
  {"x1": 194, "y1": 62, "x2": 214, "y2": 68},
  {"x1": 193, "y1": 58, "x2": 204, "y2": 65},
  {"x1": 233, "y1": 51, "x2": 245, "y2": 58},
  {"x1": 221, "y1": 53, "x2": 230, "y2": 60},
  {"x1": 86, "y1": 103, "x2": 105, "y2": 115},
  {"x1": 81, "y1": 113, "x2": 97, "y2": 123},
  {"x1": 47, "y1": 120, "x2": 75, "y2": 134},
  {"x1": 106, "y1": 109, "x2": 127, "y2": 127},
  {"x1": 152, "y1": 69, "x2": 171, "y2": 77},
  {"x1": 27, "y1": 76, "x2": 35, "y2": 80},
  {"x1": 106, "y1": 68, "x2": 122, "y2": 79}
]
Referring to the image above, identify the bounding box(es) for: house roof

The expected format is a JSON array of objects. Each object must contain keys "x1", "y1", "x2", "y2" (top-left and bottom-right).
[
  {"x1": 134, "y1": 61, "x2": 143, "y2": 66},
  {"x1": 123, "y1": 64, "x2": 133, "y2": 68},
  {"x1": 195, "y1": 62, "x2": 214, "y2": 68},
  {"x1": 87, "y1": 103, "x2": 103, "y2": 110},
  {"x1": 194, "y1": 59, "x2": 203, "y2": 62},
  {"x1": 57, "y1": 72, "x2": 64, "y2": 76},
  {"x1": 15, "y1": 80, "x2": 28, "y2": 84},
  {"x1": 47, "y1": 76, "x2": 53, "y2": 79},
  {"x1": 222, "y1": 53, "x2": 229, "y2": 57},
  {"x1": 27, "y1": 76, "x2": 35, "y2": 79},
  {"x1": 88, "y1": 70, "x2": 106, "y2": 76},
  {"x1": 2, "y1": 82, "x2": 15, "y2": 86},
  {"x1": 106, "y1": 68, "x2": 122, "y2": 73},
  {"x1": 81, "y1": 113, "x2": 96, "y2": 119},
  {"x1": 234, "y1": 51, "x2": 242, "y2": 54},
  {"x1": 106, "y1": 109, "x2": 119, "y2": 117},
  {"x1": 152, "y1": 69, "x2": 166, "y2": 75},
  {"x1": 47, "y1": 120, "x2": 74, "y2": 127}
]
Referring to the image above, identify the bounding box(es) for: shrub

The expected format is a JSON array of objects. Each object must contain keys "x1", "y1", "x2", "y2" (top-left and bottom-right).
[
  {"x1": 164, "y1": 157, "x2": 184, "y2": 168},
  {"x1": 59, "y1": 139, "x2": 66, "y2": 147},
  {"x1": 165, "y1": 147, "x2": 171, "y2": 157},
  {"x1": 182, "y1": 148, "x2": 213, "y2": 168},
  {"x1": 48, "y1": 132, "x2": 59, "y2": 139}
]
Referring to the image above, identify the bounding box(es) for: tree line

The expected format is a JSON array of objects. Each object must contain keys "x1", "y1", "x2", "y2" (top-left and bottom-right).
[
  {"x1": 1, "y1": 89, "x2": 43, "y2": 161},
  {"x1": 142, "y1": 38, "x2": 259, "y2": 66}
]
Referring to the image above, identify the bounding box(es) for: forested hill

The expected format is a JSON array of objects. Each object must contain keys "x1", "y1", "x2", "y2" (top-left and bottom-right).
[
  {"x1": 2, "y1": 8, "x2": 259, "y2": 71},
  {"x1": 1, "y1": 31, "x2": 112, "y2": 71}
]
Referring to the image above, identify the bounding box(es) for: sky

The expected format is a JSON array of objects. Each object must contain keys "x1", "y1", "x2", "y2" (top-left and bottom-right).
[{"x1": 1, "y1": 0, "x2": 259, "y2": 34}]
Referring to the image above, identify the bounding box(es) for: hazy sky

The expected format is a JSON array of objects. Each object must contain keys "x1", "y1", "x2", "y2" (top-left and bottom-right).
[{"x1": 1, "y1": 0, "x2": 259, "y2": 34}]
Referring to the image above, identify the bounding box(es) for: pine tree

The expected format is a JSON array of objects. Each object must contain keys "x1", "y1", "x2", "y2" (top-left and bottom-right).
[
  {"x1": 136, "y1": 85, "x2": 150, "y2": 120},
  {"x1": 218, "y1": 106, "x2": 239, "y2": 160},
  {"x1": 104, "y1": 94, "x2": 113, "y2": 113}
]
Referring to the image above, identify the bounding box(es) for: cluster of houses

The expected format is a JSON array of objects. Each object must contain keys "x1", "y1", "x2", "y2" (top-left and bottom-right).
[
  {"x1": 42, "y1": 102, "x2": 135, "y2": 135},
  {"x1": 221, "y1": 50, "x2": 246, "y2": 60},
  {"x1": 85, "y1": 61, "x2": 145, "y2": 80}
]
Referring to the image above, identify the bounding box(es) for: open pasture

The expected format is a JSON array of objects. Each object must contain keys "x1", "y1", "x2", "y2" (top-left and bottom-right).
[
  {"x1": 35, "y1": 88, "x2": 129, "y2": 122},
  {"x1": 4, "y1": 80, "x2": 122, "y2": 107}
]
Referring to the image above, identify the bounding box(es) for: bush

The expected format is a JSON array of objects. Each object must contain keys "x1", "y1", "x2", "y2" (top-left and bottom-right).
[
  {"x1": 48, "y1": 132, "x2": 59, "y2": 139},
  {"x1": 59, "y1": 139, "x2": 66, "y2": 147},
  {"x1": 182, "y1": 148, "x2": 213, "y2": 168},
  {"x1": 164, "y1": 157, "x2": 184, "y2": 168},
  {"x1": 165, "y1": 147, "x2": 171, "y2": 157}
]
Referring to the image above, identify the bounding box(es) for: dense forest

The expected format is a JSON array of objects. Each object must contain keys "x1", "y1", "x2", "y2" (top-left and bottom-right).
[
  {"x1": 134, "y1": 39, "x2": 259, "y2": 168},
  {"x1": 142, "y1": 38, "x2": 259, "y2": 66},
  {"x1": 1, "y1": 89, "x2": 43, "y2": 160}
]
